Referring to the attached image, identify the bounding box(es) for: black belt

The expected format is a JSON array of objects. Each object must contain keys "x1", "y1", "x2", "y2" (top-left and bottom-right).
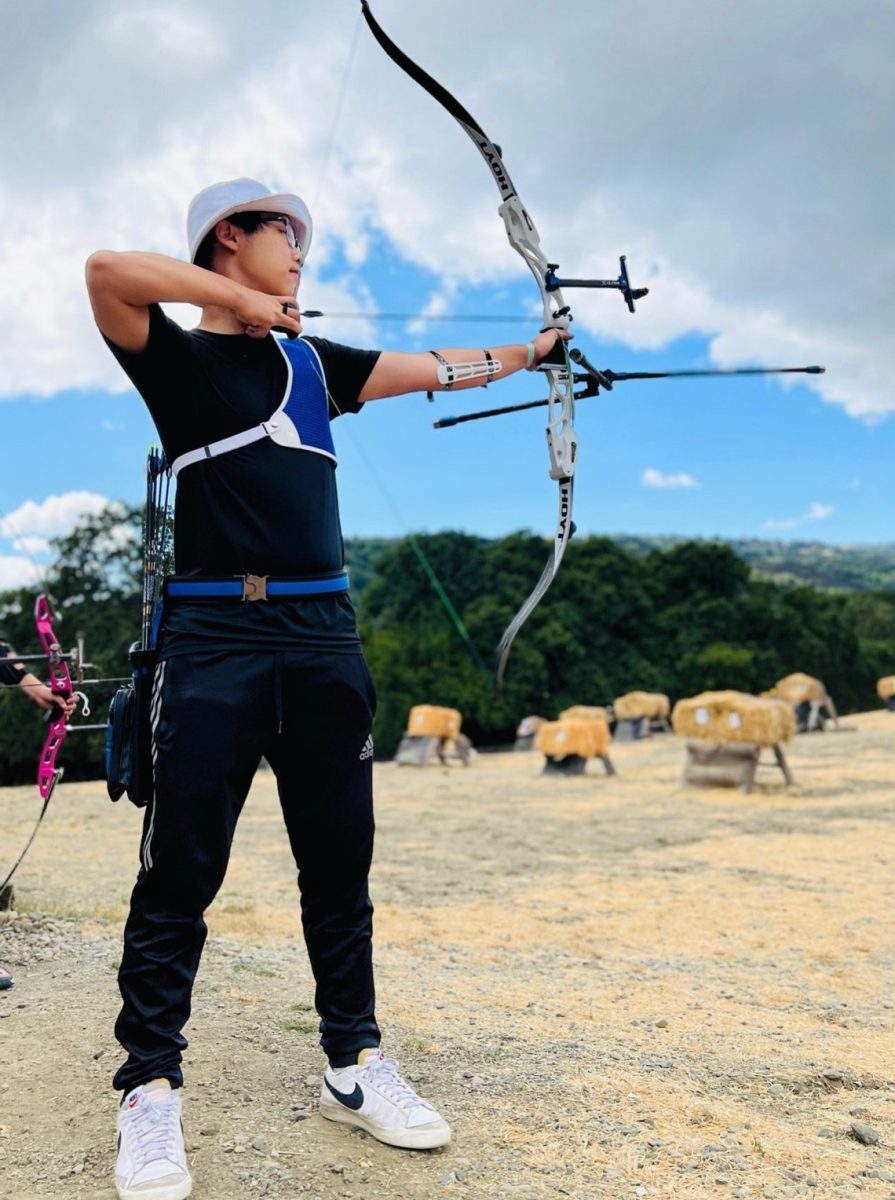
[{"x1": 164, "y1": 572, "x2": 349, "y2": 602}]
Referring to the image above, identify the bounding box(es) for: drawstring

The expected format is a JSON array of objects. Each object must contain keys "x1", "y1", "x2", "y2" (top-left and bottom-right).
[{"x1": 274, "y1": 653, "x2": 284, "y2": 734}]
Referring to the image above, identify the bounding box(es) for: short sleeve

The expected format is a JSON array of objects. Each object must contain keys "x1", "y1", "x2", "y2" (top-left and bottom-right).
[
  {"x1": 0, "y1": 642, "x2": 26, "y2": 686},
  {"x1": 303, "y1": 337, "x2": 380, "y2": 419},
  {"x1": 102, "y1": 305, "x2": 196, "y2": 456}
]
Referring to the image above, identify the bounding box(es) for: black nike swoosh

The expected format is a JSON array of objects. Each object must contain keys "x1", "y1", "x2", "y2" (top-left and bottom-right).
[{"x1": 324, "y1": 1076, "x2": 365, "y2": 1110}]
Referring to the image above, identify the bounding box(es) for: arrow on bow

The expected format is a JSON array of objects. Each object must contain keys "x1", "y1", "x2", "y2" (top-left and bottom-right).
[{"x1": 359, "y1": 1, "x2": 647, "y2": 686}]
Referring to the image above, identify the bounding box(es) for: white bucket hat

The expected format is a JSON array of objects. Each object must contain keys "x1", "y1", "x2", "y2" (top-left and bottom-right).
[{"x1": 187, "y1": 177, "x2": 313, "y2": 263}]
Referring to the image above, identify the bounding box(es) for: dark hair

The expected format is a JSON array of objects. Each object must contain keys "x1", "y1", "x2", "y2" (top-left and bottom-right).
[{"x1": 194, "y1": 210, "x2": 281, "y2": 270}]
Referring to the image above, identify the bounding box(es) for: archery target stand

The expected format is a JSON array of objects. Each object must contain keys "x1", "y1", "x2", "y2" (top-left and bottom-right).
[
  {"x1": 542, "y1": 753, "x2": 616, "y2": 778},
  {"x1": 681, "y1": 740, "x2": 794, "y2": 794},
  {"x1": 794, "y1": 699, "x2": 837, "y2": 733},
  {"x1": 395, "y1": 733, "x2": 472, "y2": 767},
  {"x1": 613, "y1": 717, "x2": 651, "y2": 742}
]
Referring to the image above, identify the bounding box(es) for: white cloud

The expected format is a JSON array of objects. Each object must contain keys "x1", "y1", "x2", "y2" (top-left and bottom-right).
[
  {"x1": 0, "y1": 492, "x2": 114, "y2": 541},
  {"x1": 763, "y1": 501, "x2": 834, "y2": 531},
  {"x1": 807, "y1": 502, "x2": 834, "y2": 521},
  {"x1": 642, "y1": 468, "x2": 699, "y2": 489},
  {"x1": 0, "y1": 556, "x2": 42, "y2": 591},
  {"x1": 0, "y1": 0, "x2": 892, "y2": 420},
  {"x1": 11, "y1": 536, "x2": 50, "y2": 557}
]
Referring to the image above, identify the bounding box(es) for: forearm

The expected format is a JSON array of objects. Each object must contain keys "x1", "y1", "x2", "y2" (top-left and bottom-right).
[
  {"x1": 360, "y1": 341, "x2": 536, "y2": 402},
  {"x1": 430, "y1": 343, "x2": 532, "y2": 388},
  {"x1": 85, "y1": 251, "x2": 246, "y2": 311}
]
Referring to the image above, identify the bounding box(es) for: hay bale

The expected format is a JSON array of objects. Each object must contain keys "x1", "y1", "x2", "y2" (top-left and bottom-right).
[
  {"x1": 515, "y1": 714, "x2": 546, "y2": 751},
  {"x1": 558, "y1": 705, "x2": 608, "y2": 723},
  {"x1": 536, "y1": 718, "x2": 610, "y2": 760},
  {"x1": 515, "y1": 715, "x2": 547, "y2": 738},
  {"x1": 876, "y1": 676, "x2": 895, "y2": 701},
  {"x1": 774, "y1": 672, "x2": 827, "y2": 704},
  {"x1": 613, "y1": 691, "x2": 670, "y2": 720},
  {"x1": 764, "y1": 695, "x2": 798, "y2": 730},
  {"x1": 672, "y1": 690, "x2": 795, "y2": 747},
  {"x1": 406, "y1": 705, "x2": 462, "y2": 738}
]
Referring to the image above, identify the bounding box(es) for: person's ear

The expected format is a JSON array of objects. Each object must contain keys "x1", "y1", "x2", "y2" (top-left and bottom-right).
[{"x1": 215, "y1": 219, "x2": 240, "y2": 255}]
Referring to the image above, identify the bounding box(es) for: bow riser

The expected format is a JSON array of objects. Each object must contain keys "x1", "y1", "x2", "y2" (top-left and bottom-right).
[
  {"x1": 497, "y1": 197, "x2": 571, "y2": 331},
  {"x1": 37, "y1": 715, "x2": 66, "y2": 800},
  {"x1": 33, "y1": 595, "x2": 71, "y2": 800},
  {"x1": 547, "y1": 411, "x2": 578, "y2": 483}
]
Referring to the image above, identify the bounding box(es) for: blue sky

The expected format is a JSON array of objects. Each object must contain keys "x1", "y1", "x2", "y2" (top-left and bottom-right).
[{"x1": 3, "y1": 1, "x2": 893, "y2": 585}]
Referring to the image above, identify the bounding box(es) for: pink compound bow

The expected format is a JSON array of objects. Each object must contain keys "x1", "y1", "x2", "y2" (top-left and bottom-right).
[
  {"x1": 0, "y1": 595, "x2": 87, "y2": 897},
  {"x1": 34, "y1": 593, "x2": 73, "y2": 801}
]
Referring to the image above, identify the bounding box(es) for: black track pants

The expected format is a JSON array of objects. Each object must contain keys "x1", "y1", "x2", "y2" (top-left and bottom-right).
[{"x1": 112, "y1": 648, "x2": 379, "y2": 1093}]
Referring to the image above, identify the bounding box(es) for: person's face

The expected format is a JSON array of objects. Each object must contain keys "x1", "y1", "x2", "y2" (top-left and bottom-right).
[{"x1": 225, "y1": 214, "x2": 303, "y2": 296}]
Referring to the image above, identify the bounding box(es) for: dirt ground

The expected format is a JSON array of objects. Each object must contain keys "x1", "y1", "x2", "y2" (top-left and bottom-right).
[{"x1": 1, "y1": 711, "x2": 894, "y2": 1200}]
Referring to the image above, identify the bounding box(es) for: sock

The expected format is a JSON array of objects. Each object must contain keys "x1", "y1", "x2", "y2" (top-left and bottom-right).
[{"x1": 331, "y1": 1047, "x2": 382, "y2": 1073}]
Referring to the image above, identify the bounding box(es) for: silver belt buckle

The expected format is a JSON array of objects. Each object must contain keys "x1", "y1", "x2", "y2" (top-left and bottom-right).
[{"x1": 241, "y1": 574, "x2": 269, "y2": 602}]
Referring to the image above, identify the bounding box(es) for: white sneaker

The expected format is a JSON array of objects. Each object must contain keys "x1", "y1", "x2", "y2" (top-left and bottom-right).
[
  {"x1": 320, "y1": 1048, "x2": 451, "y2": 1149},
  {"x1": 115, "y1": 1080, "x2": 192, "y2": 1200}
]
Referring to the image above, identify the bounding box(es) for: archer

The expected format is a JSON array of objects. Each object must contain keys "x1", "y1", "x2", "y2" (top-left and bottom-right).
[{"x1": 86, "y1": 175, "x2": 565, "y2": 1199}]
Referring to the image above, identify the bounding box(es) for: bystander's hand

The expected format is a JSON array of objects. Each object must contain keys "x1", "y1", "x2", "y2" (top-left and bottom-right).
[{"x1": 20, "y1": 675, "x2": 79, "y2": 716}]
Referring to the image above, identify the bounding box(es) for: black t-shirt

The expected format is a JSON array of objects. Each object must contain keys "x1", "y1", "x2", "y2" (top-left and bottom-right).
[
  {"x1": 0, "y1": 641, "x2": 25, "y2": 686},
  {"x1": 106, "y1": 305, "x2": 380, "y2": 656}
]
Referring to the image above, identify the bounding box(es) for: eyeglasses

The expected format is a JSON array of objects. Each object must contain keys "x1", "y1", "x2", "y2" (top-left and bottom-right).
[{"x1": 260, "y1": 214, "x2": 300, "y2": 250}]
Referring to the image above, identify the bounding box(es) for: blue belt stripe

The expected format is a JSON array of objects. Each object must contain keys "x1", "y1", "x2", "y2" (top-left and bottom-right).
[{"x1": 166, "y1": 575, "x2": 349, "y2": 598}]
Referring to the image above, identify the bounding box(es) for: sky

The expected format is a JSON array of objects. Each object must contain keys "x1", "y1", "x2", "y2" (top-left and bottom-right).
[{"x1": 2, "y1": 0, "x2": 893, "y2": 588}]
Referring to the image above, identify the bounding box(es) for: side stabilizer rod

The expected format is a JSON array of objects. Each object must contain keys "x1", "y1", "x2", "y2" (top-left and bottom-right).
[{"x1": 434, "y1": 360, "x2": 827, "y2": 428}]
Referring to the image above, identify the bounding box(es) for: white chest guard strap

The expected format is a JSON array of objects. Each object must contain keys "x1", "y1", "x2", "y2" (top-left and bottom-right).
[{"x1": 171, "y1": 337, "x2": 335, "y2": 477}]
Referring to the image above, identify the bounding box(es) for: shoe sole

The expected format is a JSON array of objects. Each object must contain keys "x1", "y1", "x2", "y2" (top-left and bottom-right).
[
  {"x1": 115, "y1": 1174, "x2": 193, "y2": 1200},
  {"x1": 319, "y1": 1102, "x2": 451, "y2": 1149}
]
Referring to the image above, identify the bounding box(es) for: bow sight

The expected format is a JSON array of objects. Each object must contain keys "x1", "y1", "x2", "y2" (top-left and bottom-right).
[{"x1": 545, "y1": 255, "x2": 649, "y2": 315}]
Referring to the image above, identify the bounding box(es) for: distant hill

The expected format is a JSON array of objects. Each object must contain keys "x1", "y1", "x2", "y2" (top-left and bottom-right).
[
  {"x1": 614, "y1": 535, "x2": 895, "y2": 592},
  {"x1": 345, "y1": 534, "x2": 895, "y2": 595},
  {"x1": 343, "y1": 538, "x2": 395, "y2": 593}
]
